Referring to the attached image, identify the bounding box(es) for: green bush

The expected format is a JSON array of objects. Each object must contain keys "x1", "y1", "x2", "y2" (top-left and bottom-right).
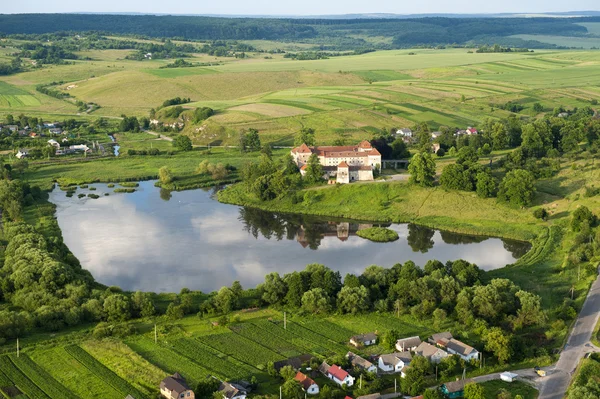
[
  {"x1": 356, "y1": 227, "x2": 399, "y2": 242},
  {"x1": 533, "y1": 208, "x2": 548, "y2": 220}
]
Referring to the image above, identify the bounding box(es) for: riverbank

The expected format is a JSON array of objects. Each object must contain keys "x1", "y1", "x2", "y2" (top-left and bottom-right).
[{"x1": 217, "y1": 181, "x2": 544, "y2": 242}]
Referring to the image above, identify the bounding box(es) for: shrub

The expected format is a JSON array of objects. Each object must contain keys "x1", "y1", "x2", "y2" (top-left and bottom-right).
[
  {"x1": 533, "y1": 208, "x2": 548, "y2": 220},
  {"x1": 356, "y1": 227, "x2": 399, "y2": 242}
]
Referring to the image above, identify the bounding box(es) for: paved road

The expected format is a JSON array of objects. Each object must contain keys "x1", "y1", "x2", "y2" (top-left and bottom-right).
[{"x1": 538, "y1": 266, "x2": 600, "y2": 399}]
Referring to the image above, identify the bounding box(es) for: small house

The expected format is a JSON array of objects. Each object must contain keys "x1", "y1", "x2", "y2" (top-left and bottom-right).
[
  {"x1": 48, "y1": 139, "x2": 60, "y2": 149},
  {"x1": 558, "y1": 112, "x2": 569, "y2": 118},
  {"x1": 350, "y1": 333, "x2": 377, "y2": 347},
  {"x1": 218, "y1": 381, "x2": 247, "y2": 399},
  {"x1": 440, "y1": 379, "x2": 473, "y2": 399},
  {"x1": 500, "y1": 372, "x2": 518, "y2": 382},
  {"x1": 160, "y1": 373, "x2": 195, "y2": 399},
  {"x1": 377, "y1": 352, "x2": 412, "y2": 376},
  {"x1": 414, "y1": 342, "x2": 448, "y2": 364},
  {"x1": 15, "y1": 149, "x2": 29, "y2": 159},
  {"x1": 428, "y1": 332, "x2": 453, "y2": 345},
  {"x1": 324, "y1": 364, "x2": 355, "y2": 387},
  {"x1": 145, "y1": 53, "x2": 153, "y2": 59},
  {"x1": 395, "y1": 336, "x2": 422, "y2": 352},
  {"x1": 29, "y1": 132, "x2": 38, "y2": 138},
  {"x1": 396, "y1": 128, "x2": 412, "y2": 137},
  {"x1": 431, "y1": 131, "x2": 442, "y2": 139},
  {"x1": 6, "y1": 125, "x2": 18, "y2": 132},
  {"x1": 436, "y1": 338, "x2": 479, "y2": 362},
  {"x1": 347, "y1": 352, "x2": 377, "y2": 373},
  {"x1": 466, "y1": 127, "x2": 478, "y2": 135},
  {"x1": 49, "y1": 128, "x2": 62, "y2": 135},
  {"x1": 294, "y1": 372, "x2": 319, "y2": 395}
]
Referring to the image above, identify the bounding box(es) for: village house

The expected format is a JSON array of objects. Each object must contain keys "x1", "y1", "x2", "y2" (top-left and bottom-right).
[
  {"x1": 428, "y1": 332, "x2": 453, "y2": 344},
  {"x1": 431, "y1": 131, "x2": 442, "y2": 139},
  {"x1": 377, "y1": 352, "x2": 412, "y2": 377},
  {"x1": 346, "y1": 352, "x2": 377, "y2": 373},
  {"x1": 414, "y1": 342, "x2": 448, "y2": 364},
  {"x1": 435, "y1": 337, "x2": 479, "y2": 362},
  {"x1": 294, "y1": 372, "x2": 319, "y2": 395},
  {"x1": 440, "y1": 379, "x2": 474, "y2": 399},
  {"x1": 29, "y1": 132, "x2": 38, "y2": 138},
  {"x1": 395, "y1": 336, "x2": 422, "y2": 352},
  {"x1": 320, "y1": 362, "x2": 355, "y2": 387},
  {"x1": 6, "y1": 125, "x2": 18, "y2": 132},
  {"x1": 465, "y1": 127, "x2": 478, "y2": 135},
  {"x1": 218, "y1": 381, "x2": 247, "y2": 399},
  {"x1": 292, "y1": 141, "x2": 381, "y2": 184},
  {"x1": 48, "y1": 128, "x2": 63, "y2": 135},
  {"x1": 396, "y1": 128, "x2": 412, "y2": 138},
  {"x1": 47, "y1": 139, "x2": 60, "y2": 149},
  {"x1": 15, "y1": 149, "x2": 29, "y2": 159},
  {"x1": 160, "y1": 373, "x2": 195, "y2": 399},
  {"x1": 349, "y1": 333, "x2": 377, "y2": 347}
]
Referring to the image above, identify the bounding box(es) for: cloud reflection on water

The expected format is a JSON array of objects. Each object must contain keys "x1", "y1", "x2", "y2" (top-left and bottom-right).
[{"x1": 50, "y1": 181, "x2": 528, "y2": 293}]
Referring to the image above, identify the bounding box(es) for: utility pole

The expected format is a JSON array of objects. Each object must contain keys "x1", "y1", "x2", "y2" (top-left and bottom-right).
[
  {"x1": 435, "y1": 366, "x2": 438, "y2": 380},
  {"x1": 394, "y1": 378, "x2": 396, "y2": 393},
  {"x1": 16, "y1": 338, "x2": 19, "y2": 358},
  {"x1": 284, "y1": 312, "x2": 287, "y2": 330},
  {"x1": 280, "y1": 386, "x2": 282, "y2": 399},
  {"x1": 154, "y1": 324, "x2": 157, "y2": 344},
  {"x1": 359, "y1": 374, "x2": 362, "y2": 389}
]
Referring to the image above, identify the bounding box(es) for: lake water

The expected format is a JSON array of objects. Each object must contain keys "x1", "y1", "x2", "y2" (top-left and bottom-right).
[{"x1": 49, "y1": 181, "x2": 530, "y2": 293}]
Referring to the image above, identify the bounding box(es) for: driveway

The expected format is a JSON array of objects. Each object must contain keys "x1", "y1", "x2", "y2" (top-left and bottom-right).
[{"x1": 538, "y1": 266, "x2": 600, "y2": 399}]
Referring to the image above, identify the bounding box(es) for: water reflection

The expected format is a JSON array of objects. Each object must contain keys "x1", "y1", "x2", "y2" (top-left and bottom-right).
[{"x1": 49, "y1": 181, "x2": 531, "y2": 293}]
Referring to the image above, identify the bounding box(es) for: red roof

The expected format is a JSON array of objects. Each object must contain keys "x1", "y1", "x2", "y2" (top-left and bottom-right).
[
  {"x1": 294, "y1": 372, "x2": 317, "y2": 391},
  {"x1": 338, "y1": 161, "x2": 349, "y2": 168},
  {"x1": 292, "y1": 143, "x2": 312, "y2": 154},
  {"x1": 300, "y1": 164, "x2": 307, "y2": 171},
  {"x1": 467, "y1": 128, "x2": 478, "y2": 133},
  {"x1": 345, "y1": 396, "x2": 353, "y2": 399},
  {"x1": 328, "y1": 364, "x2": 349, "y2": 381},
  {"x1": 358, "y1": 140, "x2": 372, "y2": 148}
]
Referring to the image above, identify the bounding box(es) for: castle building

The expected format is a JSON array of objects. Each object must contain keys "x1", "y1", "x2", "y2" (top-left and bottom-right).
[{"x1": 291, "y1": 141, "x2": 381, "y2": 183}]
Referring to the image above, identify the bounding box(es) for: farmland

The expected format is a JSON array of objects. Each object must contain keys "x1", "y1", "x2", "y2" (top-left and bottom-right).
[{"x1": 0, "y1": 309, "x2": 462, "y2": 398}]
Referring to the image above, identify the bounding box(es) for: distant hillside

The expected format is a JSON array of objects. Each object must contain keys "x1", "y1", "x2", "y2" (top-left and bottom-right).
[{"x1": 0, "y1": 13, "x2": 597, "y2": 49}]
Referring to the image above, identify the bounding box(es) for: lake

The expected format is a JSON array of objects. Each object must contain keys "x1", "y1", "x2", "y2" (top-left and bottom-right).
[{"x1": 49, "y1": 181, "x2": 531, "y2": 293}]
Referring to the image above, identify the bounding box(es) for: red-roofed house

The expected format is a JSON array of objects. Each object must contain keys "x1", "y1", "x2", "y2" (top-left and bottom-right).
[
  {"x1": 291, "y1": 141, "x2": 381, "y2": 183},
  {"x1": 294, "y1": 372, "x2": 319, "y2": 395},
  {"x1": 466, "y1": 127, "x2": 478, "y2": 135},
  {"x1": 325, "y1": 364, "x2": 355, "y2": 387}
]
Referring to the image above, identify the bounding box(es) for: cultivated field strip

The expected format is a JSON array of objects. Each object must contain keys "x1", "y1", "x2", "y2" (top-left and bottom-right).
[
  {"x1": 198, "y1": 332, "x2": 284, "y2": 367},
  {"x1": 171, "y1": 338, "x2": 253, "y2": 380},
  {"x1": 229, "y1": 323, "x2": 303, "y2": 357},
  {"x1": 0, "y1": 355, "x2": 50, "y2": 399},
  {"x1": 64, "y1": 345, "x2": 146, "y2": 399},
  {"x1": 250, "y1": 319, "x2": 329, "y2": 355},
  {"x1": 283, "y1": 322, "x2": 348, "y2": 355},
  {"x1": 301, "y1": 320, "x2": 356, "y2": 343},
  {"x1": 9, "y1": 354, "x2": 79, "y2": 399},
  {"x1": 30, "y1": 347, "x2": 123, "y2": 399},
  {"x1": 125, "y1": 338, "x2": 213, "y2": 386}
]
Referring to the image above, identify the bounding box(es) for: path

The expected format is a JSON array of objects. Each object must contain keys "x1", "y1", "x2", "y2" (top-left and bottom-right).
[
  {"x1": 146, "y1": 131, "x2": 173, "y2": 142},
  {"x1": 538, "y1": 265, "x2": 600, "y2": 399}
]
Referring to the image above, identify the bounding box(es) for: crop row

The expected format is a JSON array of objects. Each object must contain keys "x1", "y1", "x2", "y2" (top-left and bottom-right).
[
  {"x1": 0, "y1": 355, "x2": 50, "y2": 399},
  {"x1": 302, "y1": 320, "x2": 355, "y2": 344},
  {"x1": 284, "y1": 322, "x2": 347, "y2": 355},
  {"x1": 171, "y1": 338, "x2": 252, "y2": 380},
  {"x1": 198, "y1": 332, "x2": 283, "y2": 367},
  {"x1": 65, "y1": 345, "x2": 145, "y2": 399},
  {"x1": 9, "y1": 354, "x2": 79, "y2": 399},
  {"x1": 251, "y1": 320, "x2": 329, "y2": 355},
  {"x1": 126, "y1": 338, "x2": 212, "y2": 386},
  {"x1": 230, "y1": 323, "x2": 303, "y2": 358}
]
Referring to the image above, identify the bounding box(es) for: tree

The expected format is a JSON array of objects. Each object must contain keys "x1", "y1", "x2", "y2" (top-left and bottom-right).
[
  {"x1": 301, "y1": 288, "x2": 331, "y2": 314},
  {"x1": 401, "y1": 366, "x2": 424, "y2": 396},
  {"x1": 380, "y1": 329, "x2": 401, "y2": 350},
  {"x1": 408, "y1": 151, "x2": 436, "y2": 187},
  {"x1": 497, "y1": 169, "x2": 535, "y2": 207},
  {"x1": 174, "y1": 135, "x2": 192, "y2": 151},
  {"x1": 196, "y1": 377, "x2": 221, "y2": 399},
  {"x1": 514, "y1": 290, "x2": 545, "y2": 329},
  {"x1": 484, "y1": 327, "x2": 512, "y2": 364},
  {"x1": 103, "y1": 294, "x2": 131, "y2": 322},
  {"x1": 391, "y1": 139, "x2": 410, "y2": 159},
  {"x1": 464, "y1": 382, "x2": 485, "y2": 399},
  {"x1": 240, "y1": 128, "x2": 261, "y2": 152},
  {"x1": 131, "y1": 291, "x2": 155, "y2": 318},
  {"x1": 158, "y1": 166, "x2": 173, "y2": 185},
  {"x1": 337, "y1": 286, "x2": 370, "y2": 314},
  {"x1": 281, "y1": 380, "x2": 303, "y2": 399},
  {"x1": 533, "y1": 208, "x2": 548, "y2": 220},
  {"x1": 294, "y1": 127, "x2": 316, "y2": 147},
  {"x1": 475, "y1": 172, "x2": 497, "y2": 198},
  {"x1": 280, "y1": 365, "x2": 296, "y2": 381},
  {"x1": 215, "y1": 287, "x2": 237, "y2": 314},
  {"x1": 423, "y1": 389, "x2": 444, "y2": 399},
  {"x1": 284, "y1": 272, "x2": 305, "y2": 308},
  {"x1": 440, "y1": 164, "x2": 471, "y2": 191},
  {"x1": 491, "y1": 122, "x2": 509, "y2": 150},
  {"x1": 304, "y1": 153, "x2": 324, "y2": 184},
  {"x1": 262, "y1": 272, "x2": 287, "y2": 305},
  {"x1": 533, "y1": 102, "x2": 544, "y2": 113},
  {"x1": 571, "y1": 206, "x2": 597, "y2": 232},
  {"x1": 432, "y1": 308, "x2": 447, "y2": 329}
]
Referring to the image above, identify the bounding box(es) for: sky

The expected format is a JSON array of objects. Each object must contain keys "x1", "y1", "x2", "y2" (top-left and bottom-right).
[{"x1": 2, "y1": 0, "x2": 599, "y2": 16}]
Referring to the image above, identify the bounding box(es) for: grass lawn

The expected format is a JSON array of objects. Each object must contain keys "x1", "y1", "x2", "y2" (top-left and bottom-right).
[{"x1": 479, "y1": 379, "x2": 538, "y2": 399}]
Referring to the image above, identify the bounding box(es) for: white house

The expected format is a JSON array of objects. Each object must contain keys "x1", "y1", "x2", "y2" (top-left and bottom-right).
[
  {"x1": 415, "y1": 342, "x2": 448, "y2": 364},
  {"x1": 437, "y1": 338, "x2": 479, "y2": 362},
  {"x1": 349, "y1": 333, "x2": 377, "y2": 347},
  {"x1": 15, "y1": 149, "x2": 29, "y2": 159},
  {"x1": 325, "y1": 364, "x2": 355, "y2": 387},
  {"x1": 377, "y1": 352, "x2": 412, "y2": 376},
  {"x1": 395, "y1": 336, "x2": 422, "y2": 352},
  {"x1": 500, "y1": 372, "x2": 519, "y2": 383},
  {"x1": 219, "y1": 381, "x2": 247, "y2": 399},
  {"x1": 347, "y1": 352, "x2": 377, "y2": 374},
  {"x1": 396, "y1": 128, "x2": 412, "y2": 137},
  {"x1": 69, "y1": 144, "x2": 91, "y2": 153},
  {"x1": 294, "y1": 372, "x2": 319, "y2": 395},
  {"x1": 47, "y1": 139, "x2": 60, "y2": 149}
]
